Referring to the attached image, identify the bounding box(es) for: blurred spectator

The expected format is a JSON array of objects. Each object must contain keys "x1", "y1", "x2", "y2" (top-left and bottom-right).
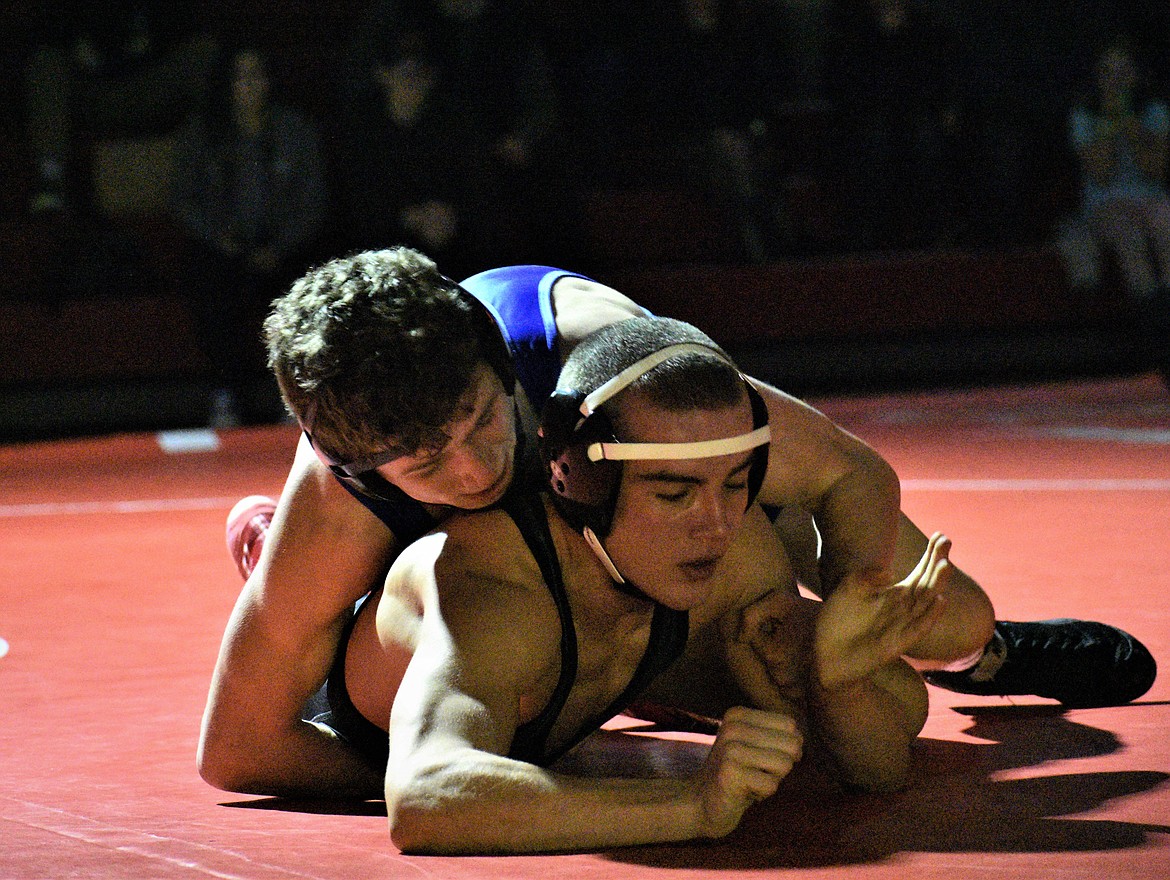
[
  {"x1": 333, "y1": 20, "x2": 490, "y2": 277},
  {"x1": 525, "y1": 0, "x2": 639, "y2": 190},
  {"x1": 824, "y1": 0, "x2": 962, "y2": 251},
  {"x1": 22, "y1": 1, "x2": 217, "y2": 215},
  {"x1": 169, "y1": 44, "x2": 328, "y2": 428},
  {"x1": 336, "y1": 0, "x2": 564, "y2": 270},
  {"x1": 1066, "y1": 35, "x2": 1170, "y2": 372},
  {"x1": 947, "y1": 1, "x2": 1113, "y2": 249},
  {"x1": 623, "y1": 0, "x2": 791, "y2": 261}
]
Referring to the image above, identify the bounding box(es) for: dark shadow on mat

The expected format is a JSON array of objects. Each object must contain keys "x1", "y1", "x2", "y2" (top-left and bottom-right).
[
  {"x1": 605, "y1": 707, "x2": 1170, "y2": 870},
  {"x1": 221, "y1": 798, "x2": 387, "y2": 817}
]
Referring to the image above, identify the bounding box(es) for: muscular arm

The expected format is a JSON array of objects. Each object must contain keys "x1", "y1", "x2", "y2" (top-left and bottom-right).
[
  {"x1": 197, "y1": 435, "x2": 395, "y2": 798},
  {"x1": 548, "y1": 276, "x2": 652, "y2": 355},
  {"x1": 750, "y1": 381, "x2": 901, "y2": 595},
  {"x1": 728, "y1": 533, "x2": 949, "y2": 793},
  {"x1": 377, "y1": 519, "x2": 800, "y2": 855}
]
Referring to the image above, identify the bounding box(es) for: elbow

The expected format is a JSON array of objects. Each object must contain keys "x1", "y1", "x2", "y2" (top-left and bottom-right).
[
  {"x1": 388, "y1": 795, "x2": 478, "y2": 856},
  {"x1": 196, "y1": 745, "x2": 247, "y2": 794},
  {"x1": 388, "y1": 804, "x2": 446, "y2": 855},
  {"x1": 197, "y1": 730, "x2": 263, "y2": 795},
  {"x1": 386, "y1": 774, "x2": 502, "y2": 856}
]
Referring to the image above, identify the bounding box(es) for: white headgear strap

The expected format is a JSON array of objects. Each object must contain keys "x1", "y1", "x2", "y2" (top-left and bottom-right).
[{"x1": 577, "y1": 342, "x2": 770, "y2": 464}]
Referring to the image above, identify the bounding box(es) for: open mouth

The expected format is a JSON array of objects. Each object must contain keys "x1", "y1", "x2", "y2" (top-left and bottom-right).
[{"x1": 680, "y1": 556, "x2": 722, "y2": 580}]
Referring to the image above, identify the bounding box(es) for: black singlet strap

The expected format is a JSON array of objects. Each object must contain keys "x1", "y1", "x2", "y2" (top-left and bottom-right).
[{"x1": 501, "y1": 489, "x2": 579, "y2": 765}]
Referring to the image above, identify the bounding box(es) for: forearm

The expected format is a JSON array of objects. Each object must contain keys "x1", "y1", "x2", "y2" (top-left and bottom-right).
[
  {"x1": 199, "y1": 608, "x2": 383, "y2": 799},
  {"x1": 388, "y1": 749, "x2": 701, "y2": 854},
  {"x1": 807, "y1": 660, "x2": 926, "y2": 794},
  {"x1": 199, "y1": 698, "x2": 385, "y2": 800}
]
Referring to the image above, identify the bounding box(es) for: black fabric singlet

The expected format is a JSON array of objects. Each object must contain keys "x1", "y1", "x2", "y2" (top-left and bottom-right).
[{"x1": 318, "y1": 490, "x2": 690, "y2": 769}]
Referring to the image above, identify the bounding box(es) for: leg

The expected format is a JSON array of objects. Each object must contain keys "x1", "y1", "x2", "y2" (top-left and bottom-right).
[
  {"x1": 763, "y1": 507, "x2": 1156, "y2": 708},
  {"x1": 1090, "y1": 199, "x2": 1158, "y2": 298}
]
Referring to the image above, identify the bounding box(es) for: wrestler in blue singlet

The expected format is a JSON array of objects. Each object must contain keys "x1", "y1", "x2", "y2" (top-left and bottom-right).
[
  {"x1": 315, "y1": 268, "x2": 688, "y2": 761},
  {"x1": 334, "y1": 265, "x2": 591, "y2": 545}
]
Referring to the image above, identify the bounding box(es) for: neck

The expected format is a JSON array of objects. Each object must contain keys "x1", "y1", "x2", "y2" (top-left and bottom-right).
[{"x1": 581, "y1": 526, "x2": 659, "y2": 606}]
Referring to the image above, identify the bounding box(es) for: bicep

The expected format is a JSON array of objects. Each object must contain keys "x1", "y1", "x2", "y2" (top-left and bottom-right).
[
  {"x1": 388, "y1": 630, "x2": 521, "y2": 765},
  {"x1": 750, "y1": 379, "x2": 888, "y2": 508},
  {"x1": 384, "y1": 530, "x2": 559, "y2": 770}
]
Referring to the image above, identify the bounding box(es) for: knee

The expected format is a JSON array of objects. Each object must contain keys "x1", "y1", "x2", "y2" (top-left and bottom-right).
[{"x1": 942, "y1": 567, "x2": 996, "y2": 657}]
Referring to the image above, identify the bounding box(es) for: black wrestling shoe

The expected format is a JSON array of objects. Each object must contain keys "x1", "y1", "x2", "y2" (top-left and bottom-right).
[{"x1": 924, "y1": 619, "x2": 1157, "y2": 708}]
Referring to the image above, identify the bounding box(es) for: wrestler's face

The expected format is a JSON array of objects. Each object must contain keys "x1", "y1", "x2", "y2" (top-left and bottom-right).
[
  {"x1": 603, "y1": 393, "x2": 755, "y2": 610},
  {"x1": 376, "y1": 363, "x2": 516, "y2": 508}
]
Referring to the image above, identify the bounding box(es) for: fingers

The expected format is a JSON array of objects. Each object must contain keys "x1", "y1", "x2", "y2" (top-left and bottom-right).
[
  {"x1": 698, "y1": 707, "x2": 803, "y2": 835},
  {"x1": 715, "y1": 708, "x2": 802, "y2": 783},
  {"x1": 737, "y1": 588, "x2": 801, "y2": 643},
  {"x1": 899, "y1": 532, "x2": 951, "y2": 591},
  {"x1": 922, "y1": 532, "x2": 952, "y2": 587}
]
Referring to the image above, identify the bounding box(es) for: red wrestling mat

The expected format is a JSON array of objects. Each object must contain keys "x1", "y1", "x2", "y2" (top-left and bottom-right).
[{"x1": 2, "y1": 374, "x2": 1168, "y2": 879}]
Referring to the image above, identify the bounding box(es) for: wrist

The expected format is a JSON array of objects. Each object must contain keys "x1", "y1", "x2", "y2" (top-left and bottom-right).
[{"x1": 811, "y1": 659, "x2": 869, "y2": 700}]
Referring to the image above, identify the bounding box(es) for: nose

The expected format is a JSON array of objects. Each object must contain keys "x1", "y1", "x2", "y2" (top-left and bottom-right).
[
  {"x1": 690, "y1": 490, "x2": 739, "y2": 541},
  {"x1": 451, "y1": 439, "x2": 505, "y2": 494}
]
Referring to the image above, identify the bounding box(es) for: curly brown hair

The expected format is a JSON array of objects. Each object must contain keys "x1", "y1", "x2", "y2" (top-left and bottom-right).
[{"x1": 265, "y1": 247, "x2": 495, "y2": 461}]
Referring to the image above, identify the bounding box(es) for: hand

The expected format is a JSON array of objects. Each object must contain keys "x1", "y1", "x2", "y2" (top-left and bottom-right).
[
  {"x1": 733, "y1": 589, "x2": 818, "y2": 709},
  {"x1": 692, "y1": 706, "x2": 802, "y2": 838},
  {"x1": 814, "y1": 533, "x2": 951, "y2": 692}
]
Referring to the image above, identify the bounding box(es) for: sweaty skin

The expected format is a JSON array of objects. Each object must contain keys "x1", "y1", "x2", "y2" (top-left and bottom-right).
[
  {"x1": 340, "y1": 397, "x2": 949, "y2": 853},
  {"x1": 199, "y1": 277, "x2": 990, "y2": 800}
]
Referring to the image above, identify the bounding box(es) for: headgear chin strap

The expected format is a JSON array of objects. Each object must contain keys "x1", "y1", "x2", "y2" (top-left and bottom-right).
[{"x1": 540, "y1": 342, "x2": 771, "y2": 587}]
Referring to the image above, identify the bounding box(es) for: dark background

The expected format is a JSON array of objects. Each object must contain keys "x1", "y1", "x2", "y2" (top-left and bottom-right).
[{"x1": 1, "y1": 0, "x2": 1166, "y2": 442}]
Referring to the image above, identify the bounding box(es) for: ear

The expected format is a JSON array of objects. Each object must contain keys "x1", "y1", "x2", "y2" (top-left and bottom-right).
[
  {"x1": 540, "y1": 389, "x2": 622, "y2": 535},
  {"x1": 538, "y1": 390, "x2": 586, "y2": 459}
]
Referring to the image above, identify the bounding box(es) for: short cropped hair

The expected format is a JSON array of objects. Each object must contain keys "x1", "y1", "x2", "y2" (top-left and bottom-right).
[
  {"x1": 264, "y1": 247, "x2": 490, "y2": 460},
  {"x1": 558, "y1": 316, "x2": 746, "y2": 428}
]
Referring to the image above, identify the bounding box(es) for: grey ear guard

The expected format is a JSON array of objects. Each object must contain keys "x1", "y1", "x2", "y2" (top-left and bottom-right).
[
  {"x1": 538, "y1": 342, "x2": 771, "y2": 551},
  {"x1": 300, "y1": 283, "x2": 517, "y2": 501}
]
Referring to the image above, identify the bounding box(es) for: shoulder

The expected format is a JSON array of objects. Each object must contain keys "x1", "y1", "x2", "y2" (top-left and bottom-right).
[
  {"x1": 390, "y1": 506, "x2": 563, "y2": 660},
  {"x1": 549, "y1": 276, "x2": 652, "y2": 354}
]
